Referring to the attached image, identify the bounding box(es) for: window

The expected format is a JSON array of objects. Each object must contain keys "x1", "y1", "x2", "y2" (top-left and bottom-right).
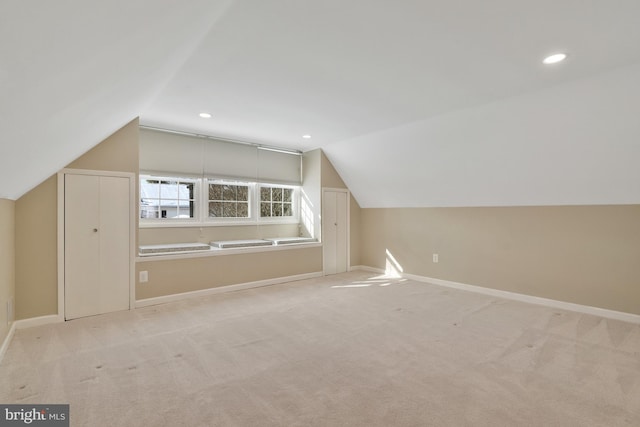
[
  {"x1": 140, "y1": 175, "x2": 299, "y2": 225},
  {"x1": 208, "y1": 181, "x2": 250, "y2": 219},
  {"x1": 260, "y1": 185, "x2": 295, "y2": 218},
  {"x1": 140, "y1": 177, "x2": 197, "y2": 220}
]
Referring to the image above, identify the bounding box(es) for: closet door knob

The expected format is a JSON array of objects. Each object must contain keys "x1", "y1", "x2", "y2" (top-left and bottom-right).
[{"x1": 93, "y1": 228, "x2": 98, "y2": 232}]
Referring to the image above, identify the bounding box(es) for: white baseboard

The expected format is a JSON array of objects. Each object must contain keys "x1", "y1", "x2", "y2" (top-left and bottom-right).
[
  {"x1": 136, "y1": 271, "x2": 324, "y2": 308},
  {"x1": 351, "y1": 266, "x2": 640, "y2": 324},
  {"x1": 0, "y1": 322, "x2": 16, "y2": 365},
  {"x1": 14, "y1": 314, "x2": 63, "y2": 329},
  {"x1": 0, "y1": 315, "x2": 62, "y2": 364}
]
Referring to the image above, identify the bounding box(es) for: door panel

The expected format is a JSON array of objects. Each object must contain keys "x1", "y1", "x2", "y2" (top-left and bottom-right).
[
  {"x1": 323, "y1": 190, "x2": 348, "y2": 275},
  {"x1": 65, "y1": 174, "x2": 130, "y2": 320},
  {"x1": 98, "y1": 176, "x2": 130, "y2": 315},
  {"x1": 335, "y1": 192, "x2": 348, "y2": 273},
  {"x1": 323, "y1": 192, "x2": 338, "y2": 274},
  {"x1": 65, "y1": 175, "x2": 101, "y2": 319}
]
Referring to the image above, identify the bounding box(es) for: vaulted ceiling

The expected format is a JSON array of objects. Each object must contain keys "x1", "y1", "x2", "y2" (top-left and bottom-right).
[{"x1": 2, "y1": 1, "x2": 640, "y2": 205}]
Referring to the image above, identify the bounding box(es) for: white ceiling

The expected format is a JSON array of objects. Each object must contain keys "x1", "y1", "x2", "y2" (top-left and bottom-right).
[{"x1": 3, "y1": 0, "x2": 640, "y2": 205}]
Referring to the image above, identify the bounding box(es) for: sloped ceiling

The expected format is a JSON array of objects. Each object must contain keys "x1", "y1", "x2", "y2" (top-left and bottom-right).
[
  {"x1": 2, "y1": 0, "x2": 640, "y2": 206},
  {"x1": 0, "y1": 0, "x2": 234, "y2": 199}
]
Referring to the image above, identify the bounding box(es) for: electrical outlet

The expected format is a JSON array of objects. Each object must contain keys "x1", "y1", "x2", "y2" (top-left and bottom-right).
[
  {"x1": 139, "y1": 271, "x2": 149, "y2": 283},
  {"x1": 432, "y1": 253, "x2": 439, "y2": 263}
]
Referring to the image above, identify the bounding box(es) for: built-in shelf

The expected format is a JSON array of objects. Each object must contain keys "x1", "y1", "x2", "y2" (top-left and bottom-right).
[
  {"x1": 137, "y1": 238, "x2": 320, "y2": 261},
  {"x1": 138, "y1": 243, "x2": 212, "y2": 254}
]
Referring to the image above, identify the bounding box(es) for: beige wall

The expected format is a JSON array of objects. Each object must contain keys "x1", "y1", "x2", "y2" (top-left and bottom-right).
[
  {"x1": 137, "y1": 246, "x2": 323, "y2": 299},
  {"x1": 67, "y1": 118, "x2": 140, "y2": 173},
  {"x1": 14, "y1": 119, "x2": 140, "y2": 319},
  {"x1": 361, "y1": 206, "x2": 640, "y2": 315},
  {"x1": 320, "y1": 151, "x2": 347, "y2": 189},
  {"x1": 0, "y1": 199, "x2": 15, "y2": 344},
  {"x1": 15, "y1": 176, "x2": 58, "y2": 319}
]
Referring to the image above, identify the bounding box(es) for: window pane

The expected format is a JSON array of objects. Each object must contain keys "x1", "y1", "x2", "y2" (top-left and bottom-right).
[
  {"x1": 160, "y1": 180, "x2": 177, "y2": 199},
  {"x1": 223, "y1": 202, "x2": 237, "y2": 217},
  {"x1": 237, "y1": 185, "x2": 249, "y2": 201},
  {"x1": 283, "y1": 188, "x2": 292, "y2": 203},
  {"x1": 222, "y1": 185, "x2": 236, "y2": 200},
  {"x1": 161, "y1": 202, "x2": 179, "y2": 219},
  {"x1": 283, "y1": 203, "x2": 292, "y2": 216},
  {"x1": 272, "y1": 188, "x2": 283, "y2": 202},
  {"x1": 140, "y1": 202, "x2": 159, "y2": 219},
  {"x1": 260, "y1": 187, "x2": 271, "y2": 202},
  {"x1": 209, "y1": 202, "x2": 222, "y2": 217},
  {"x1": 261, "y1": 202, "x2": 271, "y2": 217},
  {"x1": 273, "y1": 203, "x2": 283, "y2": 216},
  {"x1": 176, "y1": 207, "x2": 193, "y2": 218},
  {"x1": 209, "y1": 184, "x2": 222, "y2": 201},
  {"x1": 182, "y1": 182, "x2": 195, "y2": 200},
  {"x1": 237, "y1": 202, "x2": 249, "y2": 217},
  {"x1": 141, "y1": 177, "x2": 196, "y2": 221}
]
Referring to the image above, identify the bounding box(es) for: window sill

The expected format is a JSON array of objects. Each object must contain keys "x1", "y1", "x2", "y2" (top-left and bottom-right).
[{"x1": 136, "y1": 241, "x2": 321, "y2": 262}]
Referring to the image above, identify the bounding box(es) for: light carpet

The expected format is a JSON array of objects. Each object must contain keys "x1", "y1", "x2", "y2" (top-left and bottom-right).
[{"x1": 1, "y1": 272, "x2": 639, "y2": 426}]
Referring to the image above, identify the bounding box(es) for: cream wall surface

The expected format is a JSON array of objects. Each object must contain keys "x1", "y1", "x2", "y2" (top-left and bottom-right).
[
  {"x1": 136, "y1": 246, "x2": 322, "y2": 300},
  {"x1": 361, "y1": 205, "x2": 640, "y2": 315},
  {"x1": 15, "y1": 176, "x2": 58, "y2": 319}
]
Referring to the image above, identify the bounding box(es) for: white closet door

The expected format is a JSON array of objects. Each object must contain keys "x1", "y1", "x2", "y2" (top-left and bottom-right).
[
  {"x1": 323, "y1": 190, "x2": 348, "y2": 275},
  {"x1": 65, "y1": 174, "x2": 130, "y2": 320}
]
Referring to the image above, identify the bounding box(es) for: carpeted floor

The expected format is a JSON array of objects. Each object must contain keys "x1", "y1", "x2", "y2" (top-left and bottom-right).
[{"x1": 1, "y1": 271, "x2": 639, "y2": 426}]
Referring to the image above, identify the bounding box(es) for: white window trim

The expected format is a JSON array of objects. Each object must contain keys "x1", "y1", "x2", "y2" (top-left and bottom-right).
[
  {"x1": 203, "y1": 179, "x2": 255, "y2": 224},
  {"x1": 139, "y1": 174, "x2": 201, "y2": 226},
  {"x1": 139, "y1": 174, "x2": 301, "y2": 228},
  {"x1": 257, "y1": 183, "x2": 300, "y2": 225}
]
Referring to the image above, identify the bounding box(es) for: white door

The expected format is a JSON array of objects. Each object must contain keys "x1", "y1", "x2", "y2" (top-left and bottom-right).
[
  {"x1": 323, "y1": 190, "x2": 348, "y2": 275},
  {"x1": 65, "y1": 173, "x2": 130, "y2": 320}
]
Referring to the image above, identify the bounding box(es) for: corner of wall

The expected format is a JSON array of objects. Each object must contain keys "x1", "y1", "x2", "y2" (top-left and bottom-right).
[
  {"x1": 320, "y1": 150, "x2": 347, "y2": 189},
  {"x1": 0, "y1": 198, "x2": 16, "y2": 349},
  {"x1": 66, "y1": 117, "x2": 140, "y2": 173},
  {"x1": 15, "y1": 176, "x2": 58, "y2": 319}
]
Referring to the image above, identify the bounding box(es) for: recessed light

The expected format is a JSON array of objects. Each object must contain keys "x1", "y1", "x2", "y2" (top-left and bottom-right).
[
  {"x1": 542, "y1": 53, "x2": 567, "y2": 65},
  {"x1": 199, "y1": 112, "x2": 212, "y2": 118},
  {"x1": 302, "y1": 134, "x2": 311, "y2": 139}
]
